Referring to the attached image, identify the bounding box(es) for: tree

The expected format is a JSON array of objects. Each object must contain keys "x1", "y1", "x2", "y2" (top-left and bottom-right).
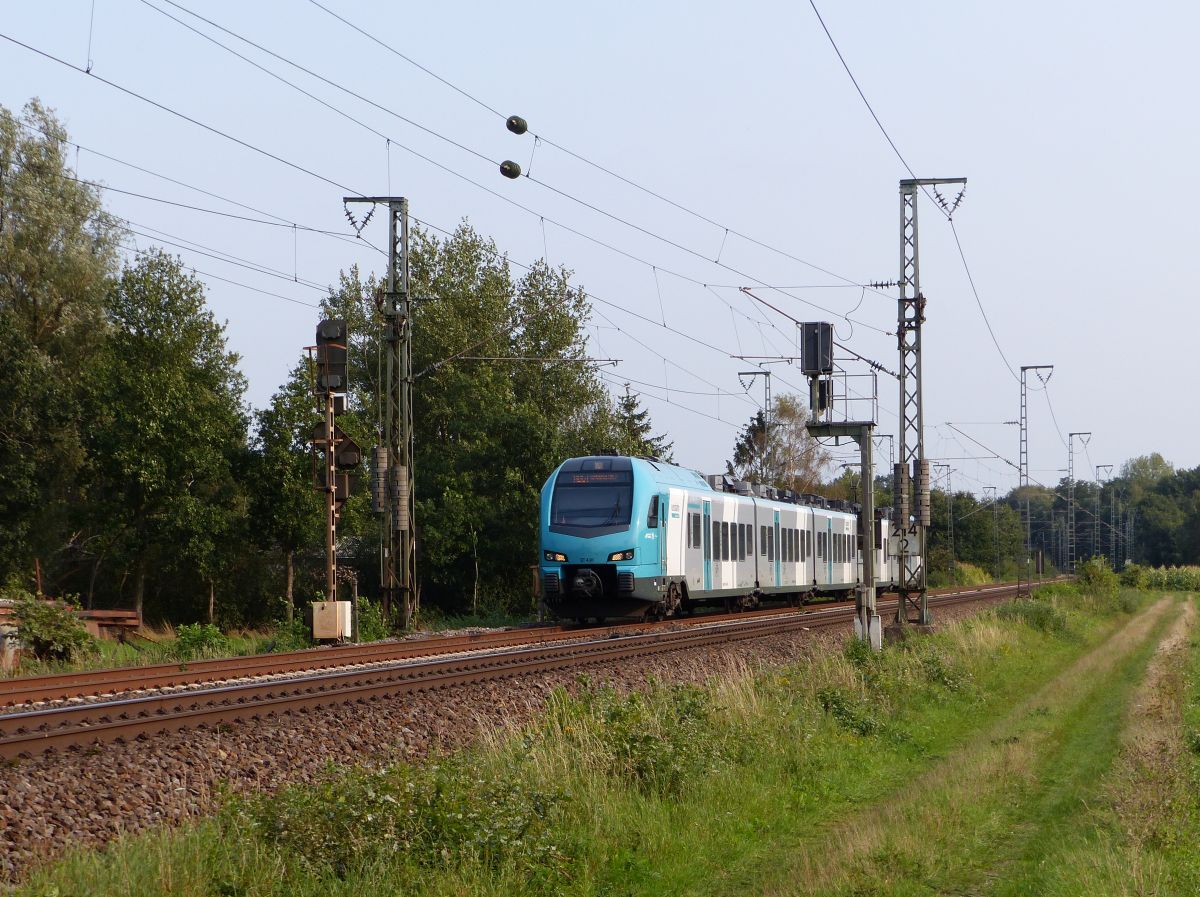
[
  {"x1": 0, "y1": 100, "x2": 121, "y2": 581},
  {"x1": 611, "y1": 385, "x2": 673, "y2": 460},
  {"x1": 315, "y1": 223, "x2": 638, "y2": 614},
  {"x1": 250, "y1": 363, "x2": 323, "y2": 619},
  {"x1": 726, "y1": 393, "x2": 827, "y2": 492},
  {"x1": 85, "y1": 250, "x2": 247, "y2": 620}
]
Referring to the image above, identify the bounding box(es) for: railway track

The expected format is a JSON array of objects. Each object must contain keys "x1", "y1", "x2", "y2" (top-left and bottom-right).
[
  {"x1": 0, "y1": 583, "x2": 1020, "y2": 759},
  {"x1": 0, "y1": 580, "x2": 1024, "y2": 708}
]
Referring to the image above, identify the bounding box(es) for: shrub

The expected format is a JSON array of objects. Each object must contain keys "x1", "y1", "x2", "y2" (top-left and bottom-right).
[
  {"x1": 817, "y1": 687, "x2": 883, "y2": 736},
  {"x1": 994, "y1": 599, "x2": 1070, "y2": 637},
  {"x1": 918, "y1": 649, "x2": 973, "y2": 692},
  {"x1": 269, "y1": 617, "x2": 314, "y2": 653},
  {"x1": 173, "y1": 623, "x2": 230, "y2": 660},
  {"x1": 355, "y1": 597, "x2": 391, "y2": 642},
  {"x1": 1076, "y1": 557, "x2": 1118, "y2": 598},
  {"x1": 541, "y1": 681, "x2": 737, "y2": 797},
  {"x1": 1120, "y1": 562, "x2": 1147, "y2": 589},
  {"x1": 231, "y1": 758, "x2": 566, "y2": 878},
  {"x1": 10, "y1": 591, "x2": 96, "y2": 662},
  {"x1": 1032, "y1": 582, "x2": 1080, "y2": 601},
  {"x1": 954, "y1": 562, "x2": 993, "y2": 587}
]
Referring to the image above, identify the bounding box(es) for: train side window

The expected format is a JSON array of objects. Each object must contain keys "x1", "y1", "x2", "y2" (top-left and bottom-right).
[
  {"x1": 789, "y1": 529, "x2": 795, "y2": 563},
  {"x1": 647, "y1": 495, "x2": 659, "y2": 528},
  {"x1": 782, "y1": 529, "x2": 789, "y2": 563},
  {"x1": 760, "y1": 525, "x2": 767, "y2": 556},
  {"x1": 721, "y1": 522, "x2": 729, "y2": 560},
  {"x1": 767, "y1": 529, "x2": 774, "y2": 562},
  {"x1": 735, "y1": 523, "x2": 743, "y2": 560},
  {"x1": 793, "y1": 529, "x2": 798, "y2": 562},
  {"x1": 712, "y1": 522, "x2": 720, "y2": 561}
]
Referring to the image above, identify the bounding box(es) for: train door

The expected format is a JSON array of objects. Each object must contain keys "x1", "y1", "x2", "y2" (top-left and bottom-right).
[
  {"x1": 826, "y1": 518, "x2": 833, "y2": 584},
  {"x1": 773, "y1": 509, "x2": 781, "y2": 588},
  {"x1": 702, "y1": 500, "x2": 712, "y2": 592},
  {"x1": 656, "y1": 492, "x2": 669, "y2": 573}
]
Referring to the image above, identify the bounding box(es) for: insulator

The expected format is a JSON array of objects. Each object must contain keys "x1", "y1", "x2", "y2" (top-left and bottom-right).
[
  {"x1": 499, "y1": 160, "x2": 522, "y2": 179},
  {"x1": 391, "y1": 465, "x2": 409, "y2": 531},
  {"x1": 893, "y1": 462, "x2": 909, "y2": 527},
  {"x1": 914, "y1": 459, "x2": 932, "y2": 528},
  {"x1": 506, "y1": 115, "x2": 528, "y2": 135},
  {"x1": 371, "y1": 447, "x2": 388, "y2": 514}
]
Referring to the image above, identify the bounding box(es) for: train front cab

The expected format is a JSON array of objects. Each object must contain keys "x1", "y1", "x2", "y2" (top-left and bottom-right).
[{"x1": 539, "y1": 456, "x2": 674, "y2": 619}]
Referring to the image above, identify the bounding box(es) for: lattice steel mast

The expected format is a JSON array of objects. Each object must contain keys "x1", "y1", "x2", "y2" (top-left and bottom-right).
[
  {"x1": 346, "y1": 196, "x2": 416, "y2": 626},
  {"x1": 895, "y1": 177, "x2": 965, "y2": 625}
]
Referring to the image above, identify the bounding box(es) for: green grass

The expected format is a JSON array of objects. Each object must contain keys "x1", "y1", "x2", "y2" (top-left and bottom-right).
[
  {"x1": 5, "y1": 626, "x2": 275, "y2": 678},
  {"x1": 14, "y1": 587, "x2": 1161, "y2": 896}
]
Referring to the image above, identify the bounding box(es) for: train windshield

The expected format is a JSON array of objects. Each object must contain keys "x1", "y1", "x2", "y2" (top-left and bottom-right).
[{"x1": 551, "y1": 470, "x2": 633, "y2": 529}]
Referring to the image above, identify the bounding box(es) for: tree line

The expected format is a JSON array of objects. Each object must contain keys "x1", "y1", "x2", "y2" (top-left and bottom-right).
[{"x1": 0, "y1": 101, "x2": 671, "y2": 624}]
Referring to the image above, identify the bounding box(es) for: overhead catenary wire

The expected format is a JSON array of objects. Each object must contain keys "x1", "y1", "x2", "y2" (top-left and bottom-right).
[
  {"x1": 0, "y1": 32, "x2": 363, "y2": 196},
  {"x1": 126, "y1": 3, "x2": 894, "y2": 337},
  {"x1": 3, "y1": 21, "x2": 903, "y2": 435},
  {"x1": 301, "y1": 0, "x2": 899, "y2": 301},
  {"x1": 805, "y1": 0, "x2": 1021, "y2": 383},
  {"x1": 15, "y1": 119, "x2": 385, "y2": 256},
  {"x1": 5, "y1": 30, "x2": 767, "y2": 420}
]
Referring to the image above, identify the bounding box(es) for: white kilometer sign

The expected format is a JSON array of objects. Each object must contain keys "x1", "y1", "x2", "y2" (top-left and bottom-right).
[{"x1": 888, "y1": 530, "x2": 924, "y2": 559}]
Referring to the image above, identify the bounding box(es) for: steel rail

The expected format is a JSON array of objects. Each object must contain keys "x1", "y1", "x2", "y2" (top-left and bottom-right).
[
  {"x1": 0, "y1": 582, "x2": 1030, "y2": 707},
  {"x1": 0, "y1": 604, "x2": 826, "y2": 707},
  {"x1": 0, "y1": 586, "x2": 1016, "y2": 759}
]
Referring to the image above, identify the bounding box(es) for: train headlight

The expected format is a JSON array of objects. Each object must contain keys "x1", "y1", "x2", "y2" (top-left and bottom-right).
[
  {"x1": 543, "y1": 550, "x2": 567, "y2": 562},
  {"x1": 608, "y1": 549, "x2": 635, "y2": 561}
]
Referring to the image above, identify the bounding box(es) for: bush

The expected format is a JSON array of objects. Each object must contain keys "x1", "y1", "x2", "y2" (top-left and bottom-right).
[
  {"x1": 269, "y1": 617, "x2": 314, "y2": 653},
  {"x1": 994, "y1": 599, "x2": 1070, "y2": 637},
  {"x1": 541, "y1": 681, "x2": 738, "y2": 797},
  {"x1": 1120, "y1": 562, "x2": 1147, "y2": 589},
  {"x1": 1076, "y1": 557, "x2": 1118, "y2": 598},
  {"x1": 231, "y1": 757, "x2": 566, "y2": 878},
  {"x1": 173, "y1": 623, "x2": 230, "y2": 660},
  {"x1": 355, "y1": 597, "x2": 391, "y2": 642},
  {"x1": 10, "y1": 591, "x2": 97, "y2": 663},
  {"x1": 1032, "y1": 582, "x2": 1080, "y2": 601},
  {"x1": 817, "y1": 687, "x2": 883, "y2": 736}
]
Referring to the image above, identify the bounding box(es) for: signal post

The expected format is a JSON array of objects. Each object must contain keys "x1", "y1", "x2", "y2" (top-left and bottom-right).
[{"x1": 801, "y1": 321, "x2": 880, "y2": 649}]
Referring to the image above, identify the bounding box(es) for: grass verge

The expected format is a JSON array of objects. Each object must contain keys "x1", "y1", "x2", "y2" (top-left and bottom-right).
[{"x1": 13, "y1": 586, "x2": 1163, "y2": 896}]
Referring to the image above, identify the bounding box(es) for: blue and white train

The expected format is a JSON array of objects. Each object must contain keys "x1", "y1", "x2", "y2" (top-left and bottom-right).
[{"x1": 538, "y1": 454, "x2": 908, "y2": 621}]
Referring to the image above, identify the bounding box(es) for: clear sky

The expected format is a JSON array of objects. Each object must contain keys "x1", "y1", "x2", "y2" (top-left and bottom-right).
[{"x1": 2, "y1": 0, "x2": 1195, "y2": 495}]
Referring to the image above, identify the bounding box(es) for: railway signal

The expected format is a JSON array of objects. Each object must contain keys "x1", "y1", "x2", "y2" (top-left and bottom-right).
[{"x1": 309, "y1": 318, "x2": 357, "y2": 611}]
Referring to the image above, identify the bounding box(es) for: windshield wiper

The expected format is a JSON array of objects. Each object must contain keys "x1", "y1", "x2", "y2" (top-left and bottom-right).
[{"x1": 604, "y1": 495, "x2": 625, "y2": 526}]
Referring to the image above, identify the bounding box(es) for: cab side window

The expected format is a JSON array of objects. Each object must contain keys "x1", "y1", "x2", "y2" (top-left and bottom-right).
[{"x1": 647, "y1": 495, "x2": 659, "y2": 528}]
